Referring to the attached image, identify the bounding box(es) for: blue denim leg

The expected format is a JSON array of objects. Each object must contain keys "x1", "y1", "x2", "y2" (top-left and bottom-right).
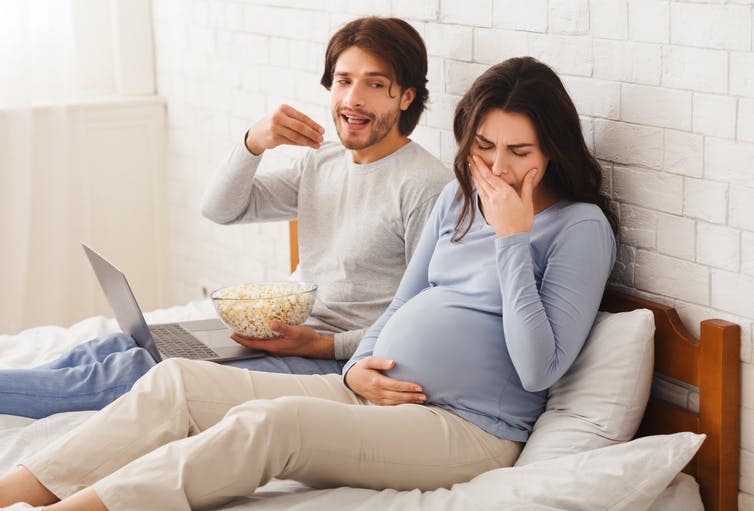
[
  {"x1": 0, "y1": 343, "x2": 156, "y2": 419},
  {"x1": 35, "y1": 333, "x2": 142, "y2": 369},
  {"x1": 221, "y1": 355, "x2": 345, "y2": 375}
]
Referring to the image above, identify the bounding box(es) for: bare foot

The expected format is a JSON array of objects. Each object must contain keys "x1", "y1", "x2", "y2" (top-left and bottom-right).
[{"x1": 0, "y1": 466, "x2": 58, "y2": 507}]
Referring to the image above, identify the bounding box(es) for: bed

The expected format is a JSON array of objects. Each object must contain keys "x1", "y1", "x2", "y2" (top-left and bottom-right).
[{"x1": 0, "y1": 247, "x2": 741, "y2": 510}]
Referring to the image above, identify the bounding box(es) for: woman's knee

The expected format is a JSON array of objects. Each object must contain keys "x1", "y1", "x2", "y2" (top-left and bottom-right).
[
  {"x1": 225, "y1": 396, "x2": 306, "y2": 432},
  {"x1": 131, "y1": 357, "x2": 194, "y2": 396}
]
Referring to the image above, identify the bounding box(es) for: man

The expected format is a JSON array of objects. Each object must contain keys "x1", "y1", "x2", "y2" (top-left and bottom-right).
[
  {"x1": 0, "y1": 16, "x2": 452, "y2": 419},
  {"x1": 202, "y1": 16, "x2": 452, "y2": 374}
]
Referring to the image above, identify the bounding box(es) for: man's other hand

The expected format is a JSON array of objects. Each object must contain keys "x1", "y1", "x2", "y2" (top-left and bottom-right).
[{"x1": 231, "y1": 321, "x2": 335, "y2": 359}]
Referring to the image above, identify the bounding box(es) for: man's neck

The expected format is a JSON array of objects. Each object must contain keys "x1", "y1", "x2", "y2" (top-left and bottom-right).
[{"x1": 350, "y1": 135, "x2": 410, "y2": 164}]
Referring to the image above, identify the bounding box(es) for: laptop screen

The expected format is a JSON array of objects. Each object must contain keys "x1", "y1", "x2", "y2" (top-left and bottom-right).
[{"x1": 81, "y1": 243, "x2": 161, "y2": 363}]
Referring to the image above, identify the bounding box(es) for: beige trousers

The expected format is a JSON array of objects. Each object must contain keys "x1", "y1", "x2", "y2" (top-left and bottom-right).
[{"x1": 23, "y1": 358, "x2": 521, "y2": 511}]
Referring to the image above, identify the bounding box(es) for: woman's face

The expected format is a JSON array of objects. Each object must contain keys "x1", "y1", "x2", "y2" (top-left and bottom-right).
[{"x1": 469, "y1": 108, "x2": 549, "y2": 195}]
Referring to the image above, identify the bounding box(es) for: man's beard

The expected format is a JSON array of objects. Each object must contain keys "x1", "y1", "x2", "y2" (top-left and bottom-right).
[{"x1": 334, "y1": 108, "x2": 400, "y2": 150}]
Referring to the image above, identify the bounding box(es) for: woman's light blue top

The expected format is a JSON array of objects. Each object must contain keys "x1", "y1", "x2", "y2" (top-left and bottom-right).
[{"x1": 343, "y1": 181, "x2": 616, "y2": 442}]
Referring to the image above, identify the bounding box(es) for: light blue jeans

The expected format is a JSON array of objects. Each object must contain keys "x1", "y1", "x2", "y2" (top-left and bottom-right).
[{"x1": 0, "y1": 333, "x2": 346, "y2": 419}]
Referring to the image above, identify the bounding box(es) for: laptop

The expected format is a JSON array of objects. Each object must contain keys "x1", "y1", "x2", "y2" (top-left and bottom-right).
[{"x1": 82, "y1": 243, "x2": 265, "y2": 363}]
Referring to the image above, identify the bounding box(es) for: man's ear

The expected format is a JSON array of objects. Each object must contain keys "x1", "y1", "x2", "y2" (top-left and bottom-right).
[{"x1": 400, "y1": 87, "x2": 416, "y2": 111}]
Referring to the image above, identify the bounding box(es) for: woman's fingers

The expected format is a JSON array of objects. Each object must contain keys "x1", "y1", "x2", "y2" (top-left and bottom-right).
[{"x1": 520, "y1": 168, "x2": 537, "y2": 206}]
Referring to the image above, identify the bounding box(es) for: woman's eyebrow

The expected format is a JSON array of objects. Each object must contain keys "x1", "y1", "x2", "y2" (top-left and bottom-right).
[
  {"x1": 474, "y1": 133, "x2": 494, "y2": 145},
  {"x1": 474, "y1": 133, "x2": 534, "y2": 149}
]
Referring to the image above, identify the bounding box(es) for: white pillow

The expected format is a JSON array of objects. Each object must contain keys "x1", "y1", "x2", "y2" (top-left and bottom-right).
[
  {"x1": 516, "y1": 308, "x2": 655, "y2": 465},
  {"x1": 239, "y1": 433, "x2": 704, "y2": 511}
]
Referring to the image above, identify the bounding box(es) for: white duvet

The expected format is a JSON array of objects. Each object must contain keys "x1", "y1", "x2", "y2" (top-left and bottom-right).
[{"x1": 0, "y1": 302, "x2": 703, "y2": 510}]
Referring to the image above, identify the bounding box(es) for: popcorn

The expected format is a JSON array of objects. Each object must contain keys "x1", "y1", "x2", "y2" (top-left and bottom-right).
[{"x1": 211, "y1": 282, "x2": 317, "y2": 338}]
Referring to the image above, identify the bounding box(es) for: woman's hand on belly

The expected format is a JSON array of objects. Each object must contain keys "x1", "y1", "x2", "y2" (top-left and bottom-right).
[{"x1": 344, "y1": 356, "x2": 428, "y2": 406}]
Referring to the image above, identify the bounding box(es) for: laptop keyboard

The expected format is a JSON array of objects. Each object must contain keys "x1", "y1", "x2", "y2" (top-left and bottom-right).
[{"x1": 149, "y1": 324, "x2": 220, "y2": 359}]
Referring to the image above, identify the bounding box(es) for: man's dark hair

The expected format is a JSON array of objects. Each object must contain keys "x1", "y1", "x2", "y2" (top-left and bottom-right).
[{"x1": 320, "y1": 17, "x2": 428, "y2": 136}]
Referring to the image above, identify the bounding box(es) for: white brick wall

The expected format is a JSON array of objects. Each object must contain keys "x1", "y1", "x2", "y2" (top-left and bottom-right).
[
  {"x1": 151, "y1": 0, "x2": 754, "y2": 502},
  {"x1": 693, "y1": 93, "x2": 737, "y2": 139}
]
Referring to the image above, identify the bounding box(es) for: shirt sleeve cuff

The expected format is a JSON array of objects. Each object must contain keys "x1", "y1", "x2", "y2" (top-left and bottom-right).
[{"x1": 333, "y1": 329, "x2": 365, "y2": 360}]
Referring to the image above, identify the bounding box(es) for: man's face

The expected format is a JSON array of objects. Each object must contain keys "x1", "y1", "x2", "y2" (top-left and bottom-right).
[{"x1": 330, "y1": 46, "x2": 415, "y2": 160}]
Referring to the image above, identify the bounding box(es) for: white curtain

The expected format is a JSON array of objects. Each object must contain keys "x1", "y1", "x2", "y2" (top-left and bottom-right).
[{"x1": 0, "y1": 0, "x2": 151, "y2": 333}]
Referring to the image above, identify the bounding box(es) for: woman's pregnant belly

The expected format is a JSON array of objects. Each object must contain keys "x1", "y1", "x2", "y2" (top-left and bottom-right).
[{"x1": 372, "y1": 287, "x2": 515, "y2": 409}]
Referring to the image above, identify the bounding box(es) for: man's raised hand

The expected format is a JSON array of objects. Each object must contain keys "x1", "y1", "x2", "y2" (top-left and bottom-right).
[{"x1": 245, "y1": 104, "x2": 325, "y2": 155}]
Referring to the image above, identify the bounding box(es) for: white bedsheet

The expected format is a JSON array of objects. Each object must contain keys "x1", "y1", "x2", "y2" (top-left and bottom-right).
[{"x1": 0, "y1": 302, "x2": 703, "y2": 510}]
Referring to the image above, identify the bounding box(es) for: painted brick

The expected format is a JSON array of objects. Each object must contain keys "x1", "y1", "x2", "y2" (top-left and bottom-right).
[
  {"x1": 739, "y1": 407, "x2": 754, "y2": 450},
  {"x1": 294, "y1": 72, "x2": 329, "y2": 105},
  {"x1": 589, "y1": 0, "x2": 628, "y2": 40},
  {"x1": 549, "y1": 0, "x2": 589, "y2": 34},
  {"x1": 671, "y1": 3, "x2": 751, "y2": 51},
  {"x1": 684, "y1": 177, "x2": 728, "y2": 224},
  {"x1": 662, "y1": 45, "x2": 727, "y2": 94},
  {"x1": 730, "y1": 186, "x2": 754, "y2": 232},
  {"x1": 693, "y1": 93, "x2": 737, "y2": 139},
  {"x1": 594, "y1": 40, "x2": 661, "y2": 86},
  {"x1": 492, "y1": 0, "x2": 547, "y2": 32},
  {"x1": 657, "y1": 213, "x2": 696, "y2": 261},
  {"x1": 427, "y1": 56, "x2": 445, "y2": 95},
  {"x1": 325, "y1": 0, "x2": 386, "y2": 16},
  {"x1": 628, "y1": 0, "x2": 669, "y2": 43},
  {"x1": 390, "y1": 0, "x2": 439, "y2": 21},
  {"x1": 611, "y1": 244, "x2": 636, "y2": 287},
  {"x1": 561, "y1": 76, "x2": 620, "y2": 119},
  {"x1": 445, "y1": 60, "x2": 489, "y2": 95},
  {"x1": 228, "y1": 33, "x2": 269, "y2": 65},
  {"x1": 697, "y1": 223, "x2": 740, "y2": 272},
  {"x1": 621, "y1": 84, "x2": 691, "y2": 130},
  {"x1": 473, "y1": 28, "x2": 529, "y2": 64},
  {"x1": 527, "y1": 34, "x2": 593, "y2": 77},
  {"x1": 738, "y1": 450, "x2": 754, "y2": 493},
  {"x1": 597, "y1": 158, "x2": 611, "y2": 196},
  {"x1": 739, "y1": 98, "x2": 754, "y2": 143},
  {"x1": 440, "y1": 0, "x2": 492, "y2": 27},
  {"x1": 594, "y1": 120, "x2": 664, "y2": 169},
  {"x1": 243, "y1": 6, "x2": 330, "y2": 43},
  {"x1": 424, "y1": 93, "x2": 460, "y2": 129},
  {"x1": 744, "y1": 232, "x2": 754, "y2": 278},
  {"x1": 746, "y1": 363, "x2": 754, "y2": 409},
  {"x1": 742, "y1": 322, "x2": 753, "y2": 365},
  {"x1": 259, "y1": 66, "x2": 297, "y2": 98},
  {"x1": 664, "y1": 129, "x2": 703, "y2": 178},
  {"x1": 288, "y1": 40, "x2": 325, "y2": 74},
  {"x1": 636, "y1": 250, "x2": 709, "y2": 305},
  {"x1": 712, "y1": 271, "x2": 754, "y2": 318},
  {"x1": 732, "y1": 52, "x2": 754, "y2": 98},
  {"x1": 246, "y1": 0, "x2": 325, "y2": 9},
  {"x1": 440, "y1": 129, "x2": 457, "y2": 167},
  {"x1": 613, "y1": 165, "x2": 683, "y2": 214},
  {"x1": 705, "y1": 138, "x2": 754, "y2": 189},
  {"x1": 424, "y1": 23, "x2": 473, "y2": 61},
  {"x1": 411, "y1": 126, "x2": 442, "y2": 157},
  {"x1": 619, "y1": 204, "x2": 657, "y2": 248},
  {"x1": 223, "y1": 2, "x2": 245, "y2": 32},
  {"x1": 268, "y1": 37, "x2": 291, "y2": 68},
  {"x1": 581, "y1": 118, "x2": 595, "y2": 153},
  {"x1": 742, "y1": 491, "x2": 754, "y2": 511}
]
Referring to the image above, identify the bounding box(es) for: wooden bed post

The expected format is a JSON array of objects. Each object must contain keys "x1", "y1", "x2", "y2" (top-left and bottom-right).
[{"x1": 697, "y1": 319, "x2": 741, "y2": 511}]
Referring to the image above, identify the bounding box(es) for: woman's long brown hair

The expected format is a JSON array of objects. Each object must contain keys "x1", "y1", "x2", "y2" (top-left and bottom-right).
[{"x1": 452, "y1": 57, "x2": 618, "y2": 241}]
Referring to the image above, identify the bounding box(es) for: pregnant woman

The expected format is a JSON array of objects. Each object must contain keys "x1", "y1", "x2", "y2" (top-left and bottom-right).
[{"x1": 0, "y1": 56, "x2": 617, "y2": 511}]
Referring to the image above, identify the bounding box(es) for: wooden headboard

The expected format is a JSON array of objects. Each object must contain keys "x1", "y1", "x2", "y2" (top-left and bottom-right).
[
  {"x1": 601, "y1": 290, "x2": 741, "y2": 511},
  {"x1": 288, "y1": 222, "x2": 741, "y2": 510}
]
